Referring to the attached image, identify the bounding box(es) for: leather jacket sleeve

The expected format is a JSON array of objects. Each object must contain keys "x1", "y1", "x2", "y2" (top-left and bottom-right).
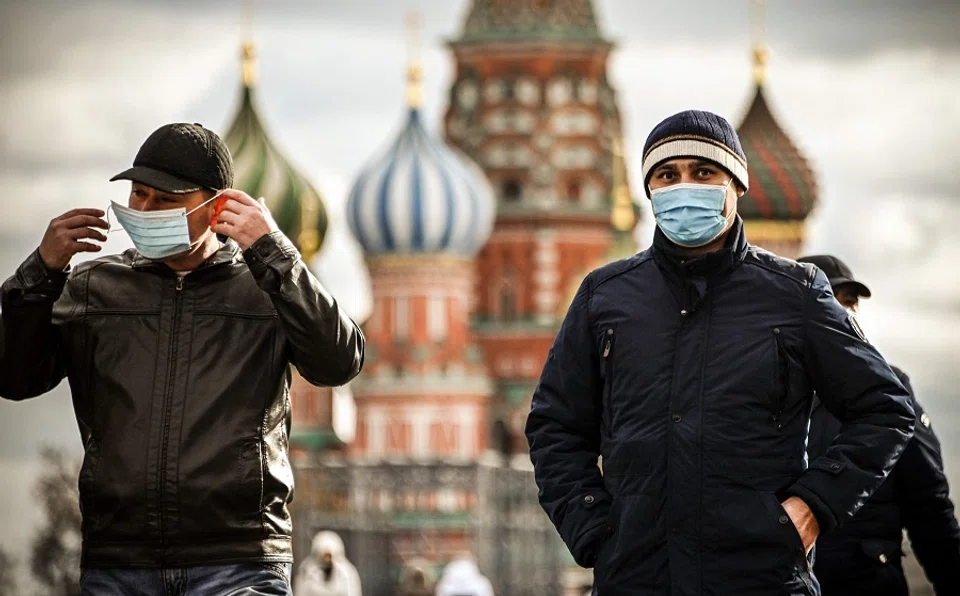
[
  {"x1": 786, "y1": 268, "x2": 915, "y2": 533},
  {"x1": 893, "y1": 375, "x2": 960, "y2": 594},
  {"x1": 0, "y1": 249, "x2": 70, "y2": 400},
  {"x1": 525, "y1": 275, "x2": 612, "y2": 568},
  {"x1": 243, "y1": 231, "x2": 364, "y2": 387}
]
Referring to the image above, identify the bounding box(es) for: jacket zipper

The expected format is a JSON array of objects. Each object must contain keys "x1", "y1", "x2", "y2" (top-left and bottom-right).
[
  {"x1": 772, "y1": 327, "x2": 786, "y2": 430},
  {"x1": 602, "y1": 328, "x2": 614, "y2": 406},
  {"x1": 158, "y1": 275, "x2": 184, "y2": 546}
]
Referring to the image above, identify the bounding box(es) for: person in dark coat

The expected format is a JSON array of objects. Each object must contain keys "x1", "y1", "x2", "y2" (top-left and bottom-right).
[
  {"x1": 525, "y1": 110, "x2": 916, "y2": 595},
  {"x1": 799, "y1": 254, "x2": 960, "y2": 595}
]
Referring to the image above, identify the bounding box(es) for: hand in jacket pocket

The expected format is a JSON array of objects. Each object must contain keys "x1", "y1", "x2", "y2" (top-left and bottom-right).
[{"x1": 782, "y1": 496, "x2": 820, "y2": 554}]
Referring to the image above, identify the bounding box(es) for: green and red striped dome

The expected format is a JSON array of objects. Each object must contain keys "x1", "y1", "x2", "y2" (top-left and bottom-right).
[
  {"x1": 222, "y1": 45, "x2": 329, "y2": 261},
  {"x1": 736, "y1": 86, "x2": 818, "y2": 221}
]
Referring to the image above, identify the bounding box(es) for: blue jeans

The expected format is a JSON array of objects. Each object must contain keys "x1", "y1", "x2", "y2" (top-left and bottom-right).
[{"x1": 80, "y1": 562, "x2": 292, "y2": 596}]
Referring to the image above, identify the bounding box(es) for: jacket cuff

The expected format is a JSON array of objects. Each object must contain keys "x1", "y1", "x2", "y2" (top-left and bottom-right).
[
  {"x1": 559, "y1": 491, "x2": 613, "y2": 567},
  {"x1": 786, "y1": 482, "x2": 838, "y2": 534},
  {"x1": 242, "y1": 231, "x2": 301, "y2": 292},
  {"x1": 2, "y1": 249, "x2": 69, "y2": 304}
]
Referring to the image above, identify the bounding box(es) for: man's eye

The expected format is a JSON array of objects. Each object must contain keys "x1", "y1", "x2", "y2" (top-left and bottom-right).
[
  {"x1": 697, "y1": 169, "x2": 714, "y2": 177},
  {"x1": 658, "y1": 172, "x2": 674, "y2": 179}
]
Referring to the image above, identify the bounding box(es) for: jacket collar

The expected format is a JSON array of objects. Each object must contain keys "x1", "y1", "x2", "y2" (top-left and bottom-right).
[
  {"x1": 130, "y1": 238, "x2": 243, "y2": 273},
  {"x1": 652, "y1": 215, "x2": 749, "y2": 283}
]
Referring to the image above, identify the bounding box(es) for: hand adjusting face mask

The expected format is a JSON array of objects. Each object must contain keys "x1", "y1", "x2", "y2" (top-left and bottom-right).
[
  {"x1": 108, "y1": 192, "x2": 223, "y2": 260},
  {"x1": 650, "y1": 180, "x2": 735, "y2": 248}
]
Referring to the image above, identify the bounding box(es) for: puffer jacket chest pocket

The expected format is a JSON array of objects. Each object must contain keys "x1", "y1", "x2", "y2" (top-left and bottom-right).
[{"x1": 770, "y1": 325, "x2": 809, "y2": 428}]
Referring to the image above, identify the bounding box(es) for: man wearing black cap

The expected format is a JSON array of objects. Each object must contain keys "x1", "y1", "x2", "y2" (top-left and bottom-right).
[
  {"x1": 799, "y1": 254, "x2": 960, "y2": 595},
  {"x1": 525, "y1": 110, "x2": 915, "y2": 595},
  {"x1": 0, "y1": 123, "x2": 365, "y2": 595}
]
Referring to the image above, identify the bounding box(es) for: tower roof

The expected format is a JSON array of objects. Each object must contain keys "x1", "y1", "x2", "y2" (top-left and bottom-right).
[
  {"x1": 454, "y1": 0, "x2": 609, "y2": 45},
  {"x1": 736, "y1": 2, "x2": 818, "y2": 222},
  {"x1": 347, "y1": 109, "x2": 495, "y2": 258},
  {"x1": 736, "y1": 83, "x2": 818, "y2": 222},
  {"x1": 223, "y1": 43, "x2": 329, "y2": 260}
]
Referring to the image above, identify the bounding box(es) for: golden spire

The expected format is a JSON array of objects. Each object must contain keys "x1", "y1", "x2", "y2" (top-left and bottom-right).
[
  {"x1": 610, "y1": 136, "x2": 636, "y2": 232},
  {"x1": 298, "y1": 196, "x2": 321, "y2": 263},
  {"x1": 406, "y1": 11, "x2": 424, "y2": 109},
  {"x1": 241, "y1": 0, "x2": 257, "y2": 87},
  {"x1": 752, "y1": 0, "x2": 770, "y2": 85}
]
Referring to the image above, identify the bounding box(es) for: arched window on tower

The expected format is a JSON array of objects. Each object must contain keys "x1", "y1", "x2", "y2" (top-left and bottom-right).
[
  {"x1": 501, "y1": 179, "x2": 522, "y2": 202},
  {"x1": 394, "y1": 296, "x2": 410, "y2": 341},
  {"x1": 499, "y1": 284, "x2": 517, "y2": 321},
  {"x1": 427, "y1": 295, "x2": 446, "y2": 341},
  {"x1": 566, "y1": 178, "x2": 582, "y2": 203}
]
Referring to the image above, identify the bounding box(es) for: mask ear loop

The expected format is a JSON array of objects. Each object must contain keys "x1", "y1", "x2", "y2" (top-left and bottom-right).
[
  {"x1": 105, "y1": 203, "x2": 124, "y2": 234},
  {"x1": 186, "y1": 189, "x2": 227, "y2": 217}
]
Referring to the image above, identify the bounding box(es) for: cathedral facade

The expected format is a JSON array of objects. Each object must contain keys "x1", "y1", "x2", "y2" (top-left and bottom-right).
[{"x1": 221, "y1": 1, "x2": 818, "y2": 593}]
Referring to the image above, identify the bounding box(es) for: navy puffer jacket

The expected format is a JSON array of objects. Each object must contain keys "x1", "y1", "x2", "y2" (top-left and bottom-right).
[{"x1": 526, "y1": 218, "x2": 915, "y2": 595}]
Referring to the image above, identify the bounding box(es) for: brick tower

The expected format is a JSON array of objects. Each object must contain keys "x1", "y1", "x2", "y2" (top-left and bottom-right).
[
  {"x1": 443, "y1": 0, "x2": 633, "y2": 454},
  {"x1": 345, "y1": 40, "x2": 496, "y2": 464}
]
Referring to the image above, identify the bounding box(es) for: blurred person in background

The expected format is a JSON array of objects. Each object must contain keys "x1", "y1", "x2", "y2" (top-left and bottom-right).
[
  {"x1": 800, "y1": 254, "x2": 960, "y2": 595},
  {"x1": 395, "y1": 560, "x2": 435, "y2": 596},
  {"x1": 526, "y1": 110, "x2": 915, "y2": 595},
  {"x1": 435, "y1": 555, "x2": 494, "y2": 596},
  {"x1": 0, "y1": 123, "x2": 364, "y2": 595},
  {"x1": 293, "y1": 531, "x2": 361, "y2": 596}
]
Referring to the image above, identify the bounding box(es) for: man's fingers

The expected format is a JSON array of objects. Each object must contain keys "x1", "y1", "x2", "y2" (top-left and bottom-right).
[
  {"x1": 215, "y1": 209, "x2": 242, "y2": 227},
  {"x1": 211, "y1": 222, "x2": 238, "y2": 240},
  {"x1": 57, "y1": 208, "x2": 105, "y2": 221},
  {"x1": 62, "y1": 215, "x2": 110, "y2": 230},
  {"x1": 215, "y1": 189, "x2": 259, "y2": 208},
  {"x1": 73, "y1": 241, "x2": 102, "y2": 253},
  {"x1": 218, "y1": 198, "x2": 256, "y2": 216},
  {"x1": 69, "y1": 227, "x2": 108, "y2": 242}
]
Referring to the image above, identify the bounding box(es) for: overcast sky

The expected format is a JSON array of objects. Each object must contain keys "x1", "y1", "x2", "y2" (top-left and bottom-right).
[{"x1": 1, "y1": 0, "x2": 959, "y2": 577}]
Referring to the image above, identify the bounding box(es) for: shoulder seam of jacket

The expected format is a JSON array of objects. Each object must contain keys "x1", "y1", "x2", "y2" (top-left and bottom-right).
[
  {"x1": 741, "y1": 255, "x2": 817, "y2": 289},
  {"x1": 593, "y1": 251, "x2": 654, "y2": 289}
]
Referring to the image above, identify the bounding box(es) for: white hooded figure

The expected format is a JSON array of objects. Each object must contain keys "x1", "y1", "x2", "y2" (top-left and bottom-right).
[
  {"x1": 434, "y1": 558, "x2": 494, "y2": 596},
  {"x1": 293, "y1": 531, "x2": 362, "y2": 596}
]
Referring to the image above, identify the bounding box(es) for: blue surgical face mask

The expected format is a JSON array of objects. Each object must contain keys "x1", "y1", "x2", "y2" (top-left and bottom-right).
[
  {"x1": 109, "y1": 192, "x2": 222, "y2": 260},
  {"x1": 650, "y1": 181, "x2": 735, "y2": 248}
]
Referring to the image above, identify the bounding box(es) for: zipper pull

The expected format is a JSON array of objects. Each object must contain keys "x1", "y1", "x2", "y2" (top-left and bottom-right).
[
  {"x1": 176, "y1": 275, "x2": 184, "y2": 291},
  {"x1": 602, "y1": 329, "x2": 613, "y2": 358}
]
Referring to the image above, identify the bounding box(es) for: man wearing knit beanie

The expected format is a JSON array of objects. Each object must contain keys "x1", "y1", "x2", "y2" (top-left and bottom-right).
[{"x1": 527, "y1": 110, "x2": 915, "y2": 594}]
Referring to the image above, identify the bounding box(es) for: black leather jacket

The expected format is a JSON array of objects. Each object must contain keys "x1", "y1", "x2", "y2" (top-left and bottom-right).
[{"x1": 0, "y1": 232, "x2": 364, "y2": 567}]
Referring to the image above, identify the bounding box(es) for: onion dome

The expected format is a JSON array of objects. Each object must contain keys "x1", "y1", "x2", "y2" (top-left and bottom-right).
[
  {"x1": 347, "y1": 63, "x2": 495, "y2": 258},
  {"x1": 223, "y1": 42, "x2": 329, "y2": 261},
  {"x1": 456, "y1": 0, "x2": 609, "y2": 44},
  {"x1": 736, "y1": 46, "x2": 818, "y2": 221}
]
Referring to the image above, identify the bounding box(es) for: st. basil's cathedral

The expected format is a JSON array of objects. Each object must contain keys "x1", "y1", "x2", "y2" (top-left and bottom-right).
[{"x1": 219, "y1": 1, "x2": 817, "y2": 593}]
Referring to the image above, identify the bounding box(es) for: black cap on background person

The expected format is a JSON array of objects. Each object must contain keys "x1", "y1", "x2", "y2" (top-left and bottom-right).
[{"x1": 798, "y1": 254, "x2": 870, "y2": 312}]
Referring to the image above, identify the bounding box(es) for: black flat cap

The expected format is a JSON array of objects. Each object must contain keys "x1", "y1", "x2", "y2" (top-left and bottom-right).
[{"x1": 111, "y1": 123, "x2": 234, "y2": 194}]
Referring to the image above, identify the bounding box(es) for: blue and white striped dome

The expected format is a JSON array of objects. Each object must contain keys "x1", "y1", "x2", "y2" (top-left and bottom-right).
[{"x1": 347, "y1": 109, "x2": 495, "y2": 257}]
